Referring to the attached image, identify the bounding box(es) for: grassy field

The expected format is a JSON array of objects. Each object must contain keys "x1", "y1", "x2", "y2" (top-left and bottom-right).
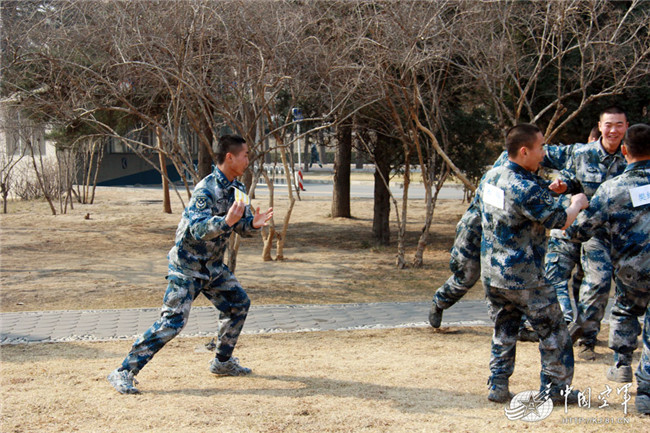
[
  {"x1": 1, "y1": 186, "x2": 646, "y2": 432},
  {"x1": 1, "y1": 327, "x2": 645, "y2": 432},
  {"x1": 0, "y1": 185, "x2": 474, "y2": 312}
]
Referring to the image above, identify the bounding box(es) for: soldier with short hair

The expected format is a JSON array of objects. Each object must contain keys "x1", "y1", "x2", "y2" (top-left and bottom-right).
[
  {"x1": 565, "y1": 123, "x2": 650, "y2": 414},
  {"x1": 107, "y1": 134, "x2": 273, "y2": 394},
  {"x1": 476, "y1": 123, "x2": 587, "y2": 403},
  {"x1": 430, "y1": 150, "x2": 570, "y2": 343},
  {"x1": 552, "y1": 107, "x2": 629, "y2": 361}
]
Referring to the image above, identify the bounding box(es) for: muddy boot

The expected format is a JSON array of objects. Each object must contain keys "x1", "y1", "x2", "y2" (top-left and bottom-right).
[
  {"x1": 606, "y1": 364, "x2": 633, "y2": 383},
  {"x1": 429, "y1": 303, "x2": 443, "y2": 329},
  {"x1": 577, "y1": 344, "x2": 596, "y2": 361},
  {"x1": 487, "y1": 377, "x2": 514, "y2": 403}
]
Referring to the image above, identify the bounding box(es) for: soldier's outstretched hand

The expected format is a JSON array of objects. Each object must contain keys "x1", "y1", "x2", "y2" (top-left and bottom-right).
[{"x1": 253, "y1": 207, "x2": 274, "y2": 229}]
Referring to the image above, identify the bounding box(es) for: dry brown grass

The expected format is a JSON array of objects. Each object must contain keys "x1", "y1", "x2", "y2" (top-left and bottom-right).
[
  {"x1": 1, "y1": 327, "x2": 647, "y2": 432},
  {"x1": 2, "y1": 185, "x2": 646, "y2": 432},
  {"x1": 0, "y1": 186, "x2": 472, "y2": 312}
]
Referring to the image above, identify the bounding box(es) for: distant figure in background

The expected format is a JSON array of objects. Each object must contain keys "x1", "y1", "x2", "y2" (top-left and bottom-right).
[
  {"x1": 588, "y1": 126, "x2": 600, "y2": 144},
  {"x1": 309, "y1": 142, "x2": 323, "y2": 168}
]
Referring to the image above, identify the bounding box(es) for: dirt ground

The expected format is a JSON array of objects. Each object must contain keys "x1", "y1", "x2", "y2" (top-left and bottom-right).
[
  {"x1": 0, "y1": 185, "x2": 475, "y2": 312},
  {"x1": 2, "y1": 184, "x2": 646, "y2": 431}
]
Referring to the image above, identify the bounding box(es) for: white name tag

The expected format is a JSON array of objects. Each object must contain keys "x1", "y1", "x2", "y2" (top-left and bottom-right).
[
  {"x1": 630, "y1": 184, "x2": 650, "y2": 207},
  {"x1": 234, "y1": 187, "x2": 251, "y2": 205},
  {"x1": 484, "y1": 183, "x2": 505, "y2": 210}
]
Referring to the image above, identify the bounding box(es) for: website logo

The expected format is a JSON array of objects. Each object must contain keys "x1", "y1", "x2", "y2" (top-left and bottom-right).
[{"x1": 504, "y1": 387, "x2": 553, "y2": 422}]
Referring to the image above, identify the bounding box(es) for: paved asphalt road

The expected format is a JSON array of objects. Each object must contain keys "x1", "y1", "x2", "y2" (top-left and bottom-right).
[{"x1": 256, "y1": 180, "x2": 467, "y2": 200}]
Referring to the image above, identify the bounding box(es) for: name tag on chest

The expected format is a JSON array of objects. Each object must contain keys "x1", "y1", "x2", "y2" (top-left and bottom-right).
[
  {"x1": 484, "y1": 184, "x2": 505, "y2": 210},
  {"x1": 630, "y1": 184, "x2": 650, "y2": 207}
]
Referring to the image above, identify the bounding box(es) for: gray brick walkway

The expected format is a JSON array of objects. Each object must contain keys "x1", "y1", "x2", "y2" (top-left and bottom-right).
[{"x1": 0, "y1": 300, "x2": 613, "y2": 345}]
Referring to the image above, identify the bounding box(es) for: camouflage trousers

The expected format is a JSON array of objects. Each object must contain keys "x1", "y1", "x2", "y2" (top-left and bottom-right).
[
  {"x1": 120, "y1": 269, "x2": 250, "y2": 375},
  {"x1": 609, "y1": 282, "x2": 649, "y2": 368},
  {"x1": 486, "y1": 285, "x2": 574, "y2": 394},
  {"x1": 544, "y1": 236, "x2": 584, "y2": 323},
  {"x1": 637, "y1": 310, "x2": 650, "y2": 395},
  {"x1": 432, "y1": 218, "x2": 481, "y2": 310},
  {"x1": 576, "y1": 236, "x2": 613, "y2": 348},
  {"x1": 432, "y1": 255, "x2": 480, "y2": 309}
]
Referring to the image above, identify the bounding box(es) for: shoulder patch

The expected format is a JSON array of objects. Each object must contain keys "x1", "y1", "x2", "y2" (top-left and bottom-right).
[
  {"x1": 541, "y1": 191, "x2": 554, "y2": 205},
  {"x1": 195, "y1": 196, "x2": 208, "y2": 210}
]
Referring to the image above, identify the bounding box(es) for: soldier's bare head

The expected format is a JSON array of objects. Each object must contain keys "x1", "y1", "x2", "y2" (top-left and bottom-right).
[
  {"x1": 598, "y1": 106, "x2": 628, "y2": 153},
  {"x1": 599, "y1": 106, "x2": 627, "y2": 122},
  {"x1": 623, "y1": 124, "x2": 650, "y2": 159},
  {"x1": 216, "y1": 134, "x2": 249, "y2": 181},
  {"x1": 216, "y1": 134, "x2": 247, "y2": 165},
  {"x1": 506, "y1": 124, "x2": 545, "y2": 171},
  {"x1": 505, "y1": 124, "x2": 542, "y2": 158}
]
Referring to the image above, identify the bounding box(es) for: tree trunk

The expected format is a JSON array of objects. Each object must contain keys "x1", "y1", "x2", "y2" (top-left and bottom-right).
[
  {"x1": 2, "y1": 183, "x2": 8, "y2": 214},
  {"x1": 262, "y1": 225, "x2": 275, "y2": 261},
  {"x1": 331, "y1": 122, "x2": 351, "y2": 218},
  {"x1": 396, "y1": 157, "x2": 409, "y2": 269},
  {"x1": 156, "y1": 126, "x2": 172, "y2": 214},
  {"x1": 413, "y1": 169, "x2": 448, "y2": 268},
  {"x1": 227, "y1": 233, "x2": 241, "y2": 272},
  {"x1": 89, "y1": 140, "x2": 103, "y2": 205},
  {"x1": 29, "y1": 141, "x2": 56, "y2": 215},
  {"x1": 260, "y1": 170, "x2": 275, "y2": 261},
  {"x1": 198, "y1": 118, "x2": 214, "y2": 179},
  {"x1": 372, "y1": 152, "x2": 391, "y2": 245}
]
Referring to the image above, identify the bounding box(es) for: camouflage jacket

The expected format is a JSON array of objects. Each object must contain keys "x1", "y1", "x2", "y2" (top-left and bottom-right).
[
  {"x1": 543, "y1": 143, "x2": 576, "y2": 172},
  {"x1": 565, "y1": 160, "x2": 650, "y2": 287},
  {"x1": 556, "y1": 139, "x2": 627, "y2": 199},
  {"x1": 167, "y1": 168, "x2": 259, "y2": 280},
  {"x1": 455, "y1": 151, "x2": 552, "y2": 260},
  {"x1": 477, "y1": 160, "x2": 568, "y2": 290}
]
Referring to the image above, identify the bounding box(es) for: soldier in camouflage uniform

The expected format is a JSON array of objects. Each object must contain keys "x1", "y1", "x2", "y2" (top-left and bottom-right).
[
  {"x1": 555, "y1": 107, "x2": 629, "y2": 361},
  {"x1": 541, "y1": 125, "x2": 608, "y2": 332},
  {"x1": 428, "y1": 154, "x2": 511, "y2": 329},
  {"x1": 429, "y1": 149, "x2": 570, "y2": 340},
  {"x1": 565, "y1": 123, "x2": 650, "y2": 414},
  {"x1": 107, "y1": 135, "x2": 273, "y2": 394},
  {"x1": 542, "y1": 150, "x2": 586, "y2": 330},
  {"x1": 476, "y1": 124, "x2": 587, "y2": 404}
]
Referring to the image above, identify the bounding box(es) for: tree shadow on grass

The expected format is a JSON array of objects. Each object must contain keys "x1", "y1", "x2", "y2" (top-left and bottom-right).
[
  {"x1": 0, "y1": 341, "x2": 124, "y2": 362},
  {"x1": 149, "y1": 373, "x2": 489, "y2": 414},
  {"x1": 262, "y1": 221, "x2": 456, "y2": 252}
]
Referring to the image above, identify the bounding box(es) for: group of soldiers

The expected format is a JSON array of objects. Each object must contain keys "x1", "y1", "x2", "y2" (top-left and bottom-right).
[
  {"x1": 429, "y1": 107, "x2": 650, "y2": 414},
  {"x1": 106, "y1": 112, "x2": 649, "y2": 416}
]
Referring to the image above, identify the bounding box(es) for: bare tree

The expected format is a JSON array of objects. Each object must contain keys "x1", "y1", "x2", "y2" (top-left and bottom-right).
[
  {"x1": 4, "y1": 0, "x2": 646, "y2": 270},
  {"x1": 0, "y1": 104, "x2": 27, "y2": 213},
  {"x1": 355, "y1": 1, "x2": 474, "y2": 267},
  {"x1": 449, "y1": 0, "x2": 650, "y2": 140}
]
